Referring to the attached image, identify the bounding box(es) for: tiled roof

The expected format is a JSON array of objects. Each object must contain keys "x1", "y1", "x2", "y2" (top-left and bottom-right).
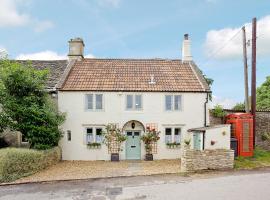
[
  {"x1": 60, "y1": 58, "x2": 211, "y2": 92},
  {"x1": 16, "y1": 60, "x2": 68, "y2": 90}
]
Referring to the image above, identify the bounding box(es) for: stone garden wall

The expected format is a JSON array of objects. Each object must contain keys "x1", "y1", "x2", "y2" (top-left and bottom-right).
[
  {"x1": 210, "y1": 110, "x2": 270, "y2": 150},
  {"x1": 180, "y1": 148, "x2": 234, "y2": 172}
]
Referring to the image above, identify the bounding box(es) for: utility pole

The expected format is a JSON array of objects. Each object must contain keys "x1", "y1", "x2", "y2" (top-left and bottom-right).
[
  {"x1": 242, "y1": 26, "x2": 249, "y2": 113},
  {"x1": 251, "y1": 17, "x2": 257, "y2": 149}
]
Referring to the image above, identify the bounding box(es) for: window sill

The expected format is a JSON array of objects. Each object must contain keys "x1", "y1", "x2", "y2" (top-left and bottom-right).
[
  {"x1": 85, "y1": 109, "x2": 105, "y2": 112},
  {"x1": 87, "y1": 142, "x2": 102, "y2": 149},
  {"x1": 166, "y1": 143, "x2": 181, "y2": 149}
]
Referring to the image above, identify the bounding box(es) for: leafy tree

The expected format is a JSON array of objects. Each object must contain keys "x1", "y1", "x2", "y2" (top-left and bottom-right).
[
  {"x1": 0, "y1": 60, "x2": 65, "y2": 149},
  {"x1": 257, "y1": 76, "x2": 270, "y2": 110},
  {"x1": 233, "y1": 102, "x2": 245, "y2": 110}
]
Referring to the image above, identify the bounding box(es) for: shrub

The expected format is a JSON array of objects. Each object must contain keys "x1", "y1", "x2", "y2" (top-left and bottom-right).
[
  {"x1": 261, "y1": 133, "x2": 270, "y2": 142},
  {"x1": 0, "y1": 147, "x2": 61, "y2": 182},
  {"x1": 0, "y1": 61, "x2": 65, "y2": 149},
  {"x1": 211, "y1": 105, "x2": 226, "y2": 118},
  {"x1": 233, "y1": 102, "x2": 245, "y2": 110}
]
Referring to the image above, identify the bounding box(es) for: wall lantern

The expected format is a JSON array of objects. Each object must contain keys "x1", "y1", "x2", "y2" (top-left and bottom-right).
[{"x1": 131, "y1": 122, "x2": 135, "y2": 129}]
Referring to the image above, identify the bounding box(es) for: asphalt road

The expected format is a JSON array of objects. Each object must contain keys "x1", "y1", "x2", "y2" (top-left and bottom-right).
[{"x1": 1, "y1": 169, "x2": 270, "y2": 200}]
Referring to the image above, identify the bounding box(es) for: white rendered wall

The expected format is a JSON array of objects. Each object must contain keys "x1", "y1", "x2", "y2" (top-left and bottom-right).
[
  {"x1": 58, "y1": 91, "x2": 208, "y2": 160},
  {"x1": 204, "y1": 125, "x2": 231, "y2": 150}
]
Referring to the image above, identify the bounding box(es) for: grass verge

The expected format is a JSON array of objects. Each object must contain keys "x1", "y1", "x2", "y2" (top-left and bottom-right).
[{"x1": 234, "y1": 147, "x2": 270, "y2": 169}]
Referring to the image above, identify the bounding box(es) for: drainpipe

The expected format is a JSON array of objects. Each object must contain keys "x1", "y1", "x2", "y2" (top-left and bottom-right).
[{"x1": 204, "y1": 93, "x2": 209, "y2": 127}]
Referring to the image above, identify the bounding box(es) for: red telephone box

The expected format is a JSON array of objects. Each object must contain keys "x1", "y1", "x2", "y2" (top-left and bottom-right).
[{"x1": 226, "y1": 113, "x2": 253, "y2": 157}]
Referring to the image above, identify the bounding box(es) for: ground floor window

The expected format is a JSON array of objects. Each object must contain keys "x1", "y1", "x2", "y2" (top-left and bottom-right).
[
  {"x1": 164, "y1": 127, "x2": 181, "y2": 144},
  {"x1": 86, "y1": 127, "x2": 103, "y2": 144}
]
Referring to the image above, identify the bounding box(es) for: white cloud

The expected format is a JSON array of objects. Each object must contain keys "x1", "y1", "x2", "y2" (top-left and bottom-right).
[
  {"x1": 16, "y1": 51, "x2": 95, "y2": 60},
  {"x1": 34, "y1": 20, "x2": 54, "y2": 33},
  {"x1": 0, "y1": 0, "x2": 54, "y2": 32},
  {"x1": 85, "y1": 54, "x2": 95, "y2": 58},
  {"x1": 97, "y1": 0, "x2": 121, "y2": 7},
  {"x1": 0, "y1": 0, "x2": 30, "y2": 27},
  {"x1": 0, "y1": 46, "x2": 8, "y2": 59},
  {"x1": 16, "y1": 51, "x2": 66, "y2": 60},
  {"x1": 204, "y1": 15, "x2": 270, "y2": 60},
  {"x1": 209, "y1": 96, "x2": 237, "y2": 109}
]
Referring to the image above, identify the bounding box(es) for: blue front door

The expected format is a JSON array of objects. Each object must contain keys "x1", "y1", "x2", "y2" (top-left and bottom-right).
[
  {"x1": 193, "y1": 133, "x2": 202, "y2": 150},
  {"x1": 126, "y1": 131, "x2": 141, "y2": 160}
]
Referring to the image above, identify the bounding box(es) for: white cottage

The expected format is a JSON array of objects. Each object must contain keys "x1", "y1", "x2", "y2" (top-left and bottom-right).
[{"x1": 57, "y1": 35, "x2": 211, "y2": 160}]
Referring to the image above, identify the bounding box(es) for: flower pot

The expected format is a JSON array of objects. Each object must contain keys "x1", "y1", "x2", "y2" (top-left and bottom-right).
[
  {"x1": 145, "y1": 153, "x2": 153, "y2": 161},
  {"x1": 111, "y1": 153, "x2": 119, "y2": 162}
]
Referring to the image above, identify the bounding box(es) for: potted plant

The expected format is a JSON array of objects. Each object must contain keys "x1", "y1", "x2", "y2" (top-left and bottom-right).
[
  {"x1": 184, "y1": 139, "x2": 191, "y2": 149},
  {"x1": 141, "y1": 127, "x2": 160, "y2": 161},
  {"x1": 102, "y1": 124, "x2": 127, "y2": 161}
]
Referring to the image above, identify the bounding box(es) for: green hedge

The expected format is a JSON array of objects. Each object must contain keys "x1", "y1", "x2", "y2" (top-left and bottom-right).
[{"x1": 0, "y1": 147, "x2": 61, "y2": 182}]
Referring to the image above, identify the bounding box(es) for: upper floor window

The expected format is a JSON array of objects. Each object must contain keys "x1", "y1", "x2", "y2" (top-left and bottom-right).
[
  {"x1": 165, "y1": 95, "x2": 182, "y2": 111},
  {"x1": 126, "y1": 94, "x2": 142, "y2": 110},
  {"x1": 86, "y1": 94, "x2": 103, "y2": 110}
]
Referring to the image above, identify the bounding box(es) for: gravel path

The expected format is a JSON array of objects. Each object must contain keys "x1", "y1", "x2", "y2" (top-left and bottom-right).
[{"x1": 12, "y1": 159, "x2": 181, "y2": 184}]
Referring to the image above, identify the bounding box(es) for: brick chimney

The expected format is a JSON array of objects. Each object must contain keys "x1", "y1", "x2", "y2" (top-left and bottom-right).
[
  {"x1": 68, "y1": 38, "x2": 84, "y2": 60},
  {"x1": 182, "y1": 34, "x2": 193, "y2": 62}
]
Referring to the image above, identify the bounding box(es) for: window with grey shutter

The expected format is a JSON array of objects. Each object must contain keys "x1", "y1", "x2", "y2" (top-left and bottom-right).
[
  {"x1": 95, "y1": 128, "x2": 103, "y2": 143},
  {"x1": 165, "y1": 128, "x2": 172, "y2": 143},
  {"x1": 165, "y1": 95, "x2": 172, "y2": 110},
  {"x1": 135, "y1": 95, "x2": 142, "y2": 109},
  {"x1": 86, "y1": 128, "x2": 93, "y2": 143},
  {"x1": 96, "y1": 94, "x2": 103, "y2": 110},
  {"x1": 86, "y1": 94, "x2": 93, "y2": 110},
  {"x1": 174, "y1": 95, "x2": 181, "y2": 110},
  {"x1": 174, "y1": 128, "x2": 181, "y2": 143},
  {"x1": 126, "y1": 95, "x2": 133, "y2": 109}
]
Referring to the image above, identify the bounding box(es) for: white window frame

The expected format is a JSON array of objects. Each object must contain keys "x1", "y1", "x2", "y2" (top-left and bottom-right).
[
  {"x1": 125, "y1": 94, "x2": 143, "y2": 110},
  {"x1": 85, "y1": 93, "x2": 104, "y2": 111},
  {"x1": 165, "y1": 94, "x2": 182, "y2": 111},
  {"x1": 85, "y1": 127, "x2": 104, "y2": 144},
  {"x1": 164, "y1": 127, "x2": 182, "y2": 144}
]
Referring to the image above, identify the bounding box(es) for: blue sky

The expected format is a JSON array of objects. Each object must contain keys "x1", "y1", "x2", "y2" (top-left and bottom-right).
[{"x1": 1, "y1": 0, "x2": 270, "y2": 108}]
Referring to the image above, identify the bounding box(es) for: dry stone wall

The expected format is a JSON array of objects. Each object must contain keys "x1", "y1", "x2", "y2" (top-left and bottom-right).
[{"x1": 181, "y1": 148, "x2": 234, "y2": 172}]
